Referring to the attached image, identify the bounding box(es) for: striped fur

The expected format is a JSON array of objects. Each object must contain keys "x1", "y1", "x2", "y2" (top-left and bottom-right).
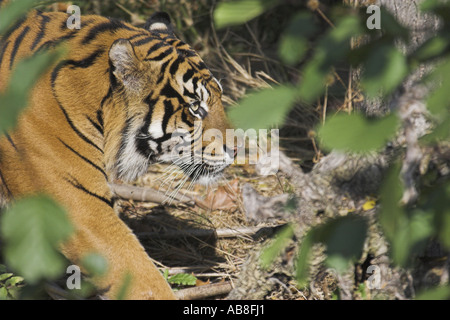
[{"x1": 0, "y1": 7, "x2": 232, "y2": 299}]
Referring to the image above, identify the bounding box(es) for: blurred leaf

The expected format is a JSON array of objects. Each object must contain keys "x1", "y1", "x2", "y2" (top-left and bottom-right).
[
  {"x1": 116, "y1": 273, "x2": 132, "y2": 300},
  {"x1": 390, "y1": 210, "x2": 433, "y2": 266},
  {"x1": 298, "y1": 15, "x2": 362, "y2": 102},
  {"x1": 416, "y1": 286, "x2": 450, "y2": 300},
  {"x1": 0, "y1": 273, "x2": 13, "y2": 281},
  {"x1": 295, "y1": 231, "x2": 313, "y2": 286},
  {"x1": 260, "y1": 224, "x2": 294, "y2": 270},
  {"x1": 379, "y1": 162, "x2": 404, "y2": 241},
  {"x1": 0, "y1": 48, "x2": 65, "y2": 133},
  {"x1": 315, "y1": 216, "x2": 368, "y2": 273},
  {"x1": 0, "y1": 287, "x2": 7, "y2": 300},
  {"x1": 0, "y1": 0, "x2": 39, "y2": 35},
  {"x1": 81, "y1": 253, "x2": 108, "y2": 278},
  {"x1": 5, "y1": 276, "x2": 24, "y2": 287},
  {"x1": 317, "y1": 113, "x2": 399, "y2": 153},
  {"x1": 426, "y1": 59, "x2": 450, "y2": 117},
  {"x1": 425, "y1": 181, "x2": 450, "y2": 248},
  {"x1": 227, "y1": 85, "x2": 297, "y2": 130},
  {"x1": 214, "y1": 0, "x2": 278, "y2": 29},
  {"x1": 279, "y1": 12, "x2": 317, "y2": 65},
  {"x1": 361, "y1": 44, "x2": 408, "y2": 97},
  {"x1": 379, "y1": 7, "x2": 410, "y2": 41},
  {"x1": 0, "y1": 195, "x2": 73, "y2": 284},
  {"x1": 412, "y1": 33, "x2": 450, "y2": 62},
  {"x1": 168, "y1": 273, "x2": 197, "y2": 286},
  {"x1": 420, "y1": 0, "x2": 450, "y2": 21}
]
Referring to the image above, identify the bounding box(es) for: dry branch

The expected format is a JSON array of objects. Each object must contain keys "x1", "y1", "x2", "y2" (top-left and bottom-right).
[
  {"x1": 109, "y1": 183, "x2": 194, "y2": 205},
  {"x1": 137, "y1": 225, "x2": 282, "y2": 240},
  {"x1": 175, "y1": 281, "x2": 233, "y2": 300}
]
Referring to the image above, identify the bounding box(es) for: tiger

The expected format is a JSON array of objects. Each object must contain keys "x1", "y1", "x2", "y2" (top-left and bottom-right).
[{"x1": 0, "y1": 3, "x2": 235, "y2": 299}]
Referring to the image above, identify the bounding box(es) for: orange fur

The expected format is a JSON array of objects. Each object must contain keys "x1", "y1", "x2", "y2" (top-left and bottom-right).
[{"x1": 0, "y1": 8, "x2": 232, "y2": 299}]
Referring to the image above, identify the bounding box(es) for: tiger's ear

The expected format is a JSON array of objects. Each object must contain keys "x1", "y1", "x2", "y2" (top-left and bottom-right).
[
  {"x1": 145, "y1": 12, "x2": 174, "y2": 35},
  {"x1": 109, "y1": 39, "x2": 142, "y2": 90}
]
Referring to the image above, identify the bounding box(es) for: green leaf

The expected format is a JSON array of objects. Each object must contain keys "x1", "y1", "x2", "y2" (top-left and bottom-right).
[
  {"x1": 390, "y1": 210, "x2": 433, "y2": 266},
  {"x1": 0, "y1": 286, "x2": 8, "y2": 300},
  {"x1": 416, "y1": 286, "x2": 450, "y2": 300},
  {"x1": 0, "y1": 273, "x2": 13, "y2": 282},
  {"x1": 227, "y1": 85, "x2": 297, "y2": 130},
  {"x1": 317, "y1": 113, "x2": 399, "y2": 153},
  {"x1": 0, "y1": 195, "x2": 74, "y2": 284},
  {"x1": 279, "y1": 12, "x2": 317, "y2": 65},
  {"x1": 81, "y1": 253, "x2": 108, "y2": 277},
  {"x1": 379, "y1": 162, "x2": 404, "y2": 242},
  {"x1": 425, "y1": 181, "x2": 450, "y2": 248},
  {"x1": 361, "y1": 44, "x2": 408, "y2": 97},
  {"x1": 315, "y1": 216, "x2": 368, "y2": 273},
  {"x1": 260, "y1": 224, "x2": 294, "y2": 269},
  {"x1": 116, "y1": 273, "x2": 133, "y2": 300},
  {"x1": 295, "y1": 231, "x2": 313, "y2": 286},
  {"x1": 214, "y1": 0, "x2": 278, "y2": 29},
  {"x1": 412, "y1": 33, "x2": 450, "y2": 62},
  {"x1": 5, "y1": 276, "x2": 24, "y2": 287},
  {"x1": 426, "y1": 59, "x2": 450, "y2": 116},
  {"x1": 0, "y1": 0, "x2": 40, "y2": 35},
  {"x1": 168, "y1": 273, "x2": 197, "y2": 286}
]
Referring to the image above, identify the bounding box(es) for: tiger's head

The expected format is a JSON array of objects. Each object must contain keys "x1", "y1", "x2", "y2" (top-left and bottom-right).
[{"x1": 107, "y1": 13, "x2": 235, "y2": 186}]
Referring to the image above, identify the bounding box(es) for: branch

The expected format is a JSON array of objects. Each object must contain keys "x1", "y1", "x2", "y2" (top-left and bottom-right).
[
  {"x1": 175, "y1": 282, "x2": 233, "y2": 300},
  {"x1": 109, "y1": 183, "x2": 194, "y2": 205}
]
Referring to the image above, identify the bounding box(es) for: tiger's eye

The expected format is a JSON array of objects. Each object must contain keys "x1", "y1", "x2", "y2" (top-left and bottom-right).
[{"x1": 189, "y1": 101, "x2": 200, "y2": 111}]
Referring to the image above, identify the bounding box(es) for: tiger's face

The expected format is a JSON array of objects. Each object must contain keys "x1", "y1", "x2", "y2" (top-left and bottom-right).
[{"x1": 108, "y1": 13, "x2": 235, "y2": 185}]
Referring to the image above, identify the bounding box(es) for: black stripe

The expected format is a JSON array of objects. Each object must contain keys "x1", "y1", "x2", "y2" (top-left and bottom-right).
[
  {"x1": 4, "y1": 133, "x2": 17, "y2": 151},
  {"x1": 57, "y1": 103, "x2": 103, "y2": 153},
  {"x1": 133, "y1": 36, "x2": 155, "y2": 47},
  {"x1": 160, "y1": 82, "x2": 184, "y2": 103},
  {"x1": 9, "y1": 26, "x2": 30, "y2": 69},
  {"x1": 146, "y1": 41, "x2": 167, "y2": 56},
  {"x1": 0, "y1": 40, "x2": 10, "y2": 70},
  {"x1": 156, "y1": 60, "x2": 170, "y2": 84},
  {"x1": 59, "y1": 139, "x2": 107, "y2": 180},
  {"x1": 86, "y1": 115, "x2": 104, "y2": 136},
  {"x1": 181, "y1": 108, "x2": 194, "y2": 127},
  {"x1": 36, "y1": 31, "x2": 77, "y2": 53},
  {"x1": 0, "y1": 168, "x2": 13, "y2": 199},
  {"x1": 162, "y1": 100, "x2": 174, "y2": 135},
  {"x1": 82, "y1": 19, "x2": 134, "y2": 45},
  {"x1": 1, "y1": 15, "x2": 27, "y2": 44},
  {"x1": 96, "y1": 109, "x2": 104, "y2": 129},
  {"x1": 31, "y1": 12, "x2": 51, "y2": 51},
  {"x1": 51, "y1": 49, "x2": 104, "y2": 84},
  {"x1": 145, "y1": 47, "x2": 173, "y2": 61},
  {"x1": 100, "y1": 88, "x2": 112, "y2": 110},
  {"x1": 65, "y1": 175, "x2": 113, "y2": 208},
  {"x1": 183, "y1": 68, "x2": 195, "y2": 83},
  {"x1": 169, "y1": 58, "x2": 182, "y2": 74},
  {"x1": 136, "y1": 97, "x2": 156, "y2": 158}
]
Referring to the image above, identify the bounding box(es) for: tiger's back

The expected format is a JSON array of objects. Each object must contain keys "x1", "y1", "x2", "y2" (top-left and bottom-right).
[{"x1": 0, "y1": 6, "x2": 233, "y2": 299}]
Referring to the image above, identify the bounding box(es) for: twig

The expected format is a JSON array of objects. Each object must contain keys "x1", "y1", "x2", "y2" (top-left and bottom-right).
[
  {"x1": 137, "y1": 225, "x2": 281, "y2": 240},
  {"x1": 109, "y1": 183, "x2": 194, "y2": 205},
  {"x1": 175, "y1": 281, "x2": 233, "y2": 300}
]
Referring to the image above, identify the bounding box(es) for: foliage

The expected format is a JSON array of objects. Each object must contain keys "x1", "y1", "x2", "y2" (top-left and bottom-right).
[
  {"x1": 215, "y1": 0, "x2": 450, "y2": 299},
  {"x1": 163, "y1": 270, "x2": 198, "y2": 287},
  {"x1": 0, "y1": 0, "x2": 77, "y2": 299}
]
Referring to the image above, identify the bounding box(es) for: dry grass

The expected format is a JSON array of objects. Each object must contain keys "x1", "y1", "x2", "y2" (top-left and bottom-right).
[{"x1": 116, "y1": 161, "x2": 296, "y2": 299}]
